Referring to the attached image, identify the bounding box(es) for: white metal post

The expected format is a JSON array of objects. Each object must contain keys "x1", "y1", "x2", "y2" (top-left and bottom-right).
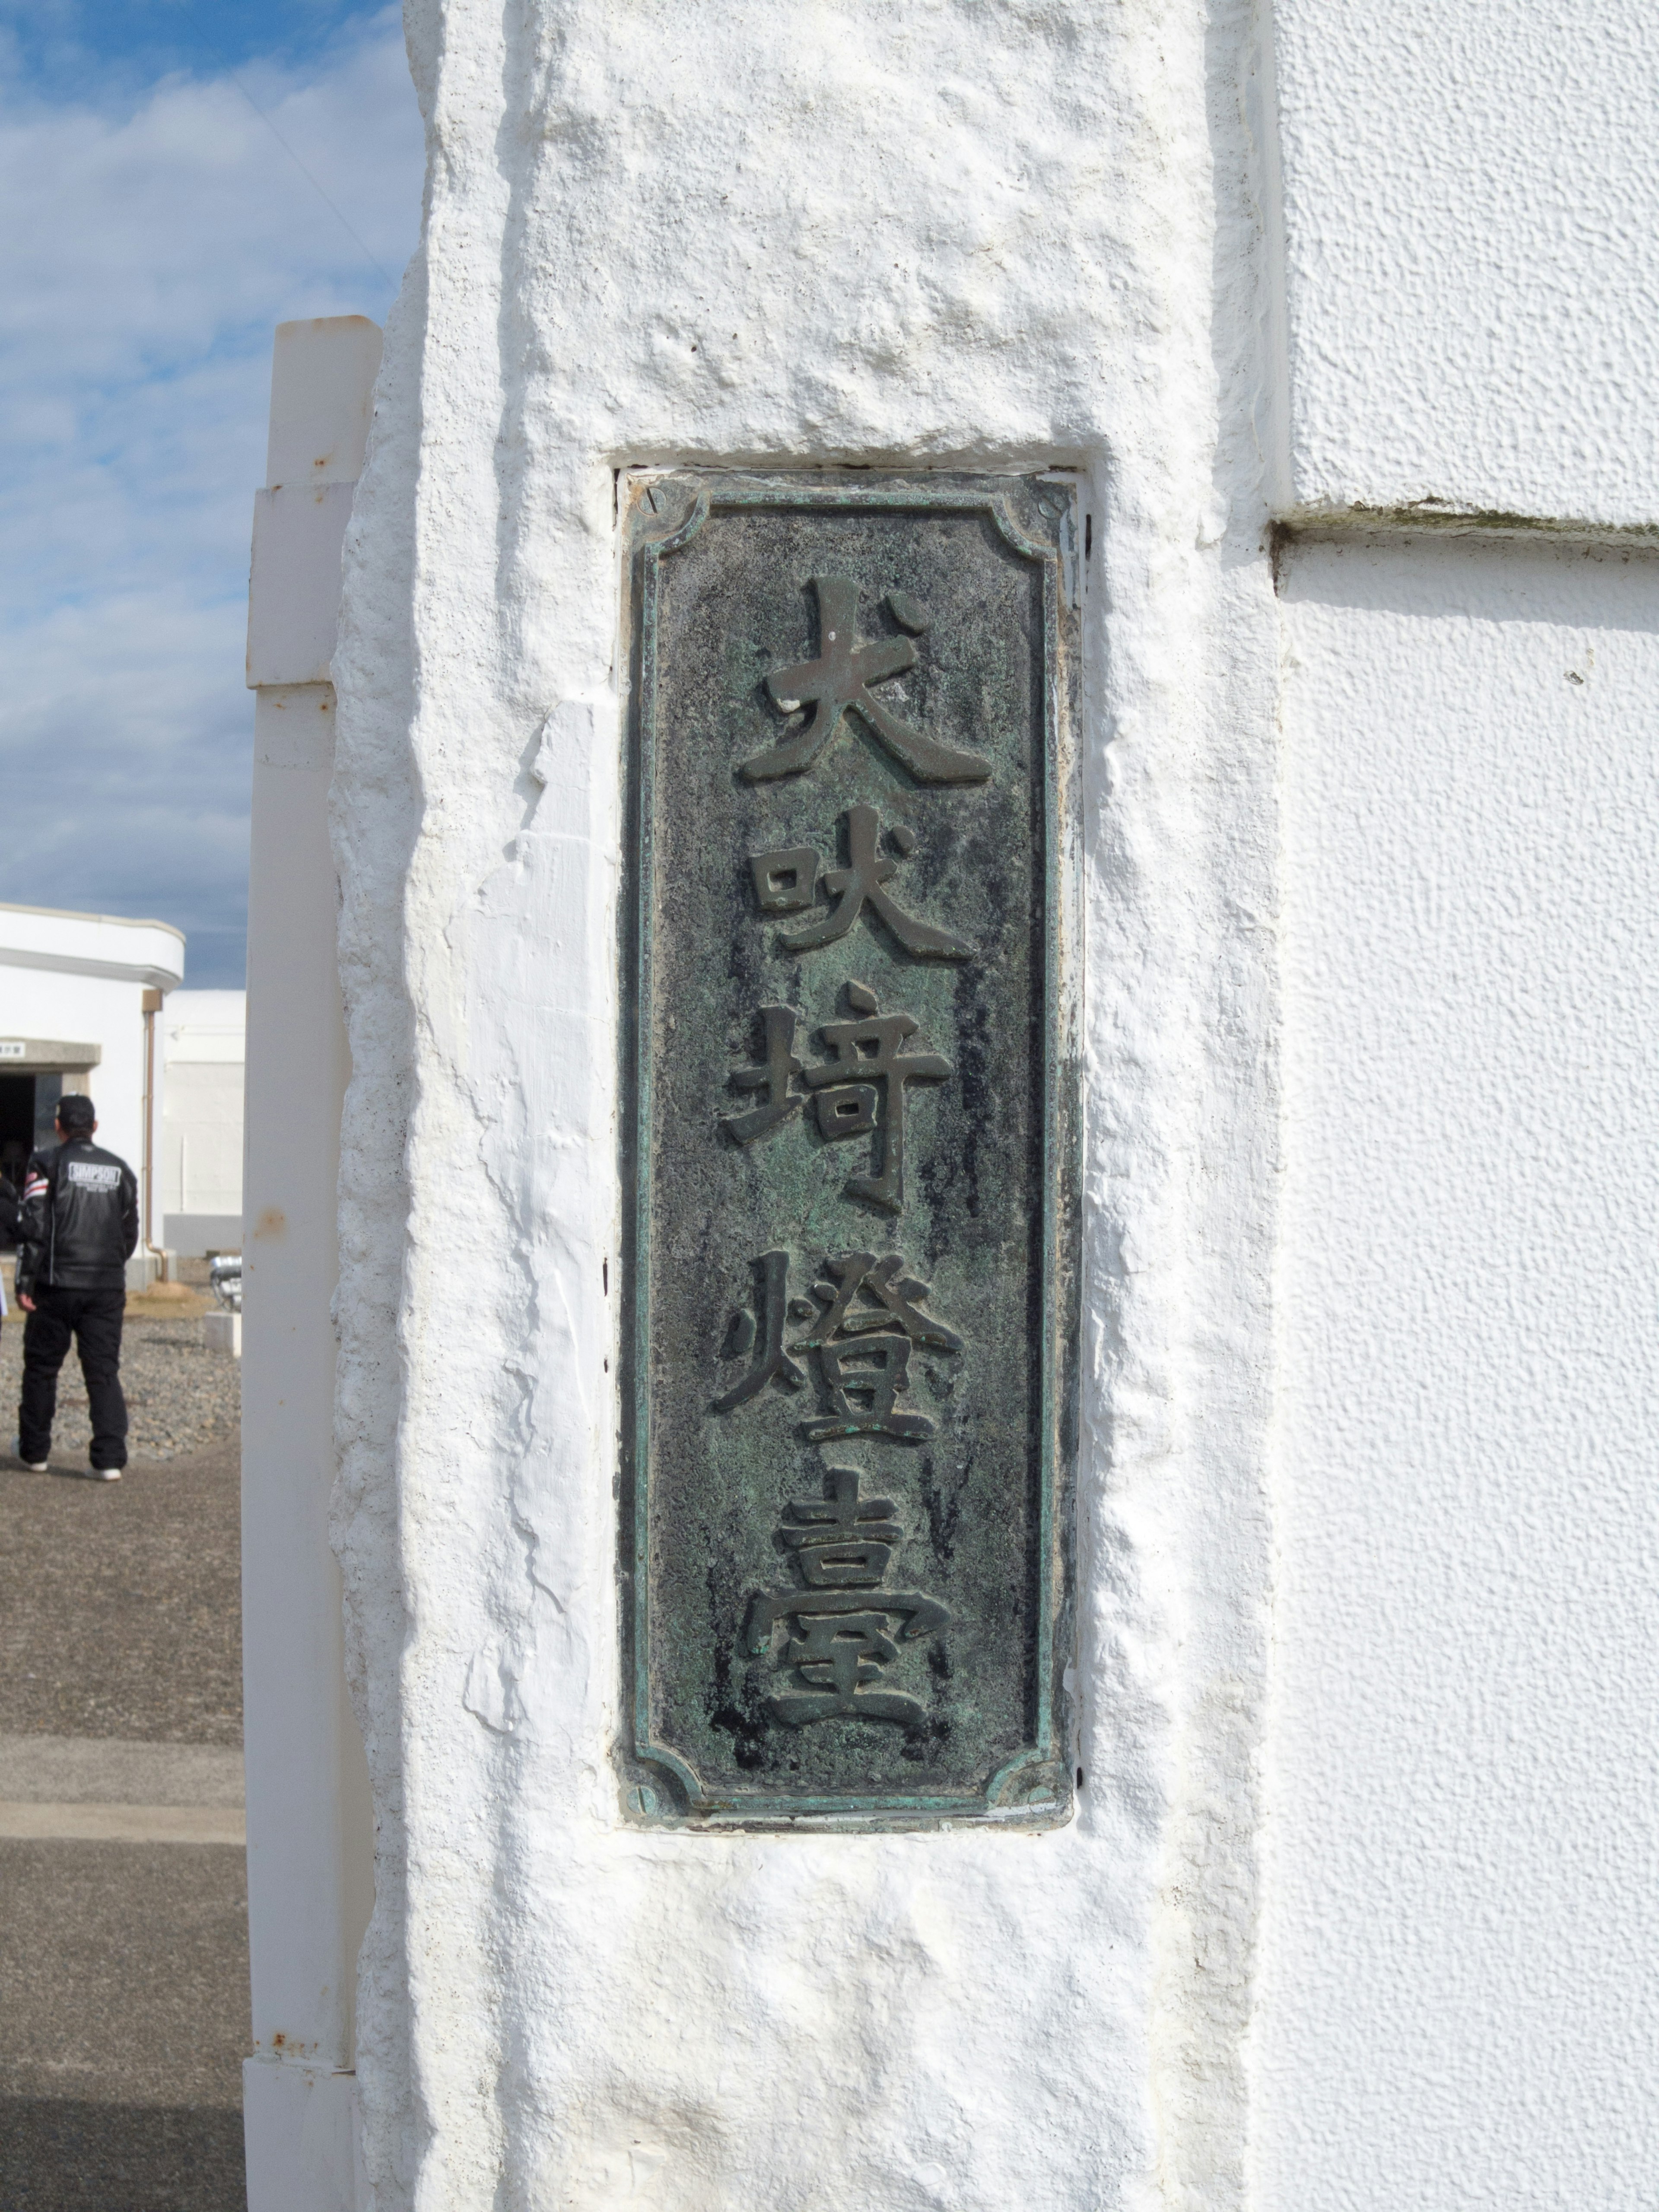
[{"x1": 241, "y1": 316, "x2": 381, "y2": 2212}]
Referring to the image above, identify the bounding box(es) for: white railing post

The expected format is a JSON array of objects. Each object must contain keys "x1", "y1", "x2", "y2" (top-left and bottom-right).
[{"x1": 241, "y1": 315, "x2": 382, "y2": 2212}]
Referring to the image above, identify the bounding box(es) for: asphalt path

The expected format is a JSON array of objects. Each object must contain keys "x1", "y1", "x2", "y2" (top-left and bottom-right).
[{"x1": 0, "y1": 1434, "x2": 249, "y2": 2210}]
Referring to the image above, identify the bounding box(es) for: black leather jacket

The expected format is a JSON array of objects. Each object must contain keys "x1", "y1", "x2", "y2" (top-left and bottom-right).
[{"x1": 15, "y1": 1140, "x2": 139, "y2": 1295}]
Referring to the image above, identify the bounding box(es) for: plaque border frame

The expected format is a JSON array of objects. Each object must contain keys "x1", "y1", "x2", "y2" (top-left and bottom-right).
[{"x1": 620, "y1": 471, "x2": 1078, "y2": 1829}]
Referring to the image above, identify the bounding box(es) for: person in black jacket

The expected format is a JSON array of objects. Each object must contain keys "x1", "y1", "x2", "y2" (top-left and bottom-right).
[{"x1": 14, "y1": 1094, "x2": 139, "y2": 1479}]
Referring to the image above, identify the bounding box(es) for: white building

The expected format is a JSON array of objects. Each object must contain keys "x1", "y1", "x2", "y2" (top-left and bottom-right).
[
  {"x1": 0, "y1": 901, "x2": 184, "y2": 1282},
  {"x1": 160, "y1": 988, "x2": 246, "y2": 1257}
]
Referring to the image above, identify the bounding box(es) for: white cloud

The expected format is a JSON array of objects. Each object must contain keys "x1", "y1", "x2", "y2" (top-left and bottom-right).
[{"x1": 0, "y1": 12, "x2": 423, "y2": 982}]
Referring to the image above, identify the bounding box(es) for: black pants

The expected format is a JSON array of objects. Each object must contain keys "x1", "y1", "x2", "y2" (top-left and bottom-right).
[{"x1": 19, "y1": 1287, "x2": 129, "y2": 1470}]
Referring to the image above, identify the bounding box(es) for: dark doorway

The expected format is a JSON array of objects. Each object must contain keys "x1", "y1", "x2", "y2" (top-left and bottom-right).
[
  {"x1": 0, "y1": 1074, "x2": 35, "y2": 1211},
  {"x1": 0, "y1": 1074, "x2": 63, "y2": 1218}
]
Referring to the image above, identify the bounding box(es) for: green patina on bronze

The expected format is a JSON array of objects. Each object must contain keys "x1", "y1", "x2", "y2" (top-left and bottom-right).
[{"x1": 619, "y1": 471, "x2": 1080, "y2": 1828}]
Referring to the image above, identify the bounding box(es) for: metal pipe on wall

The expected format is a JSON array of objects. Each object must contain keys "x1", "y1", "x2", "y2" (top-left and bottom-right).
[{"x1": 140, "y1": 986, "x2": 167, "y2": 1282}]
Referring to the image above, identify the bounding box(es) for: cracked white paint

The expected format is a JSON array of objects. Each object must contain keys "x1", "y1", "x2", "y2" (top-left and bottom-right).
[{"x1": 329, "y1": 2, "x2": 1281, "y2": 2204}]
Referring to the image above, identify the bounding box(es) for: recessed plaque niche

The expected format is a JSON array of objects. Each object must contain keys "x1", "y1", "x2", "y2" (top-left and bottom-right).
[{"x1": 620, "y1": 470, "x2": 1079, "y2": 1828}]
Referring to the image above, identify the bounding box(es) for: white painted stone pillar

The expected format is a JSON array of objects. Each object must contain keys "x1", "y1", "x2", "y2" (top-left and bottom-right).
[
  {"x1": 242, "y1": 315, "x2": 382, "y2": 2212},
  {"x1": 329, "y1": 6, "x2": 1281, "y2": 2207}
]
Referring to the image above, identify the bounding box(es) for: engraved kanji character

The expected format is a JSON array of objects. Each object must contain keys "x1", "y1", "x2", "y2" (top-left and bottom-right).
[
  {"x1": 790, "y1": 1252, "x2": 964, "y2": 1356},
  {"x1": 744, "y1": 1468, "x2": 949, "y2": 1727},
  {"x1": 779, "y1": 1464, "x2": 902, "y2": 1588},
  {"x1": 802, "y1": 1335, "x2": 934, "y2": 1443},
  {"x1": 748, "y1": 848, "x2": 819, "y2": 914},
  {"x1": 721, "y1": 1004, "x2": 802, "y2": 1144},
  {"x1": 716, "y1": 1252, "x2": 960, "y2": 1436},
  {"x1": 766, "y1": 1610, "x2": 921, "y2": 1726},
  {"x1": 750, "y1": 805, "x2": 971, "y2": 961},
  {"x1": 802, "y1": 980, "x2": 950, "y2": 1214},
  {"x1": 713, "y1": 1250, "x2": 807, "y2": 1411},
  {"x1": 741, "y1": 576, "x2": 991, "y2": 785}
]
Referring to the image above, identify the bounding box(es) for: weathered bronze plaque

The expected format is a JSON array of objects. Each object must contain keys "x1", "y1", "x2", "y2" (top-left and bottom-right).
[{"x1": 620, "y1": 471, "x2": 1078, "y2": 1828}]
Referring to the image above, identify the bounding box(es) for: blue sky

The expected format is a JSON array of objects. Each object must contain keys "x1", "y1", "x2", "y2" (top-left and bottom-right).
[{"x1": 0, "y1": 1, "x2": 424, "y2": 985}]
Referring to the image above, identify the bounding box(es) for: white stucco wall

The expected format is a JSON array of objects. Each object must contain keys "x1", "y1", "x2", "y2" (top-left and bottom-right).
[
  {"x1": 1257, "y1": 531, "x2": 1659, "y2": 2209},
  {"x1": 330, "y1": 2, "x2": 1283, "y2": 2204},
  {"x1": 1268, "y1": 0, "x2": 1659, "y2": 523}
]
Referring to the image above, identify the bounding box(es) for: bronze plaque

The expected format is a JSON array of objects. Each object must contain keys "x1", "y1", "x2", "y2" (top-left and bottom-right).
[{"x1": 620, "y1": 471, "x2": 1079, "y2": 1828}]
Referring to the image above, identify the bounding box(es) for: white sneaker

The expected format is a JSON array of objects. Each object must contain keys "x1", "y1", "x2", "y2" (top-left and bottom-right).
[
  {"x1": 11, "y1": 1438, "x2": 49, "y2": 1472},
  {"x1": 81, "y1": 1466, "x2": 122, "y2": 1483}
]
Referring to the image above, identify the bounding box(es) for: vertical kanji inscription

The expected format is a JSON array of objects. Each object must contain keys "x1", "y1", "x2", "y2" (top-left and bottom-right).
[{"x1": 622, "y1": 471, "x2": 1079, "y2": 1827}]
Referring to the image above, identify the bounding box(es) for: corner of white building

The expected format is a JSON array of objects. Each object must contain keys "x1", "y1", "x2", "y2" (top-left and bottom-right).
[
  {"x1": 0, "y1": 899, "x2": 186, "y2": 1288},
  {"x1": 161, "y1": 987, "x2": 248, "y2": 1258}
]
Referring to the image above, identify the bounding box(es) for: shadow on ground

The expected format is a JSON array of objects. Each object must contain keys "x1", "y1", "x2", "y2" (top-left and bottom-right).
[{"x1": 0, "y1": 2100, "x2": 244, "y2": 2211}]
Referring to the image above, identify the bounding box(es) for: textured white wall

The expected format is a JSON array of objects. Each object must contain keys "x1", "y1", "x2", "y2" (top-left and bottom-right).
[
  {"x1": 1259, "y1": 531, "x2": 1659, "y2": 2210},
  {"x1": 161, "y1": 1065, "x2": 243, "y2": 1215},
  {"x1": 331, "y1": 1, "x2": 1284, "y2": 2205},
  {"x1": 1268, "y1": 0, "x2": 1659, "y2": 523},
  {"x1": 162, "y1": 988, "x2": 246, "y2": 1222}
]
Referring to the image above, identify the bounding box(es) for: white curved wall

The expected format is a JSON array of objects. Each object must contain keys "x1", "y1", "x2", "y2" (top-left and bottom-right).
[{"x1": 0, "y1": 901, "x2": 184, "y2": 1183}]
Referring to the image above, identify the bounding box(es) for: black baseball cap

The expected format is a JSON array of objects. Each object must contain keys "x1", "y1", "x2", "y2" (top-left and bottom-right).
[{"x1": 57, "y1": 1094, "x2": 96, "y2": 1132}]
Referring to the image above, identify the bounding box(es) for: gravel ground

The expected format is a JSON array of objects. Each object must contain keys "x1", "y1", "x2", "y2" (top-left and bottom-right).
[{"x1": 0, "y1": 1310, "x2": 238, "y2": 1465}]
